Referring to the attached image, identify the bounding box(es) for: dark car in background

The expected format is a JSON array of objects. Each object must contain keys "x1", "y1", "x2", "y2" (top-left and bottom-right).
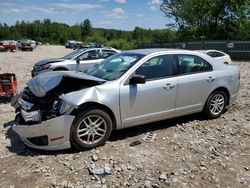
[
  {"x1": 65, "y1": 40, "x2": 83, "y2": 49},
  {"x1": 19, "y1": 40, "x2": 36, "y2": 51}
]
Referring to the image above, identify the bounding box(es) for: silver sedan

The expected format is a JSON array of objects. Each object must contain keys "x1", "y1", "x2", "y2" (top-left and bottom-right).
[
  {"x1": 12, "y1": 49, "x2": 240, "y2": 150},
  {"x1": 31, "y1": 48, "x2": 120, "y2": 76}
]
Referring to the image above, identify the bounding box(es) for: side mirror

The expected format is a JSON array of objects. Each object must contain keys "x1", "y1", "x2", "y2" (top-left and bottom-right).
[
  {"x1": 129, "y1": 75, "x2": 146, "y2": 85},
  {"x1": 76, "y1": 57, "x2": 82, "y2": 63},
  {"x1": 76, "y1": 57, "x2": 81, "y2": 72}
]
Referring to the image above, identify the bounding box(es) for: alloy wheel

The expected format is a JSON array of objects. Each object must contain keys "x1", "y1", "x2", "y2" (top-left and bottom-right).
[
  {"x1": 209, "y1": 93, "x2": 225, "y2": 115},
  {"x1": 77, "y1": 115, "x2": 107, "y2": 144}
]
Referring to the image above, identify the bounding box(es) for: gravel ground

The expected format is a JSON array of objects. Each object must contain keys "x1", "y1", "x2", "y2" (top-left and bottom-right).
[{"x1": 0, "y1": 46, "x2": 249, "y2": 188}]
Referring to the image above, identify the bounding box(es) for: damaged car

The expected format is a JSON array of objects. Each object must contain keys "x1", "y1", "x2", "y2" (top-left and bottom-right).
[{"x1": 12, "y1": 49, "x2": 240, "y2": 151}]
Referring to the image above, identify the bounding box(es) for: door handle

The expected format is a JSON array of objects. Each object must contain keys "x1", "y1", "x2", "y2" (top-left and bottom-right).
[
  {"x1": 163, "y1": 83, "x2": 175, "y2": 90},
  {"x1": 207, "y1": 76, "x2": 215, "y2": 82}
]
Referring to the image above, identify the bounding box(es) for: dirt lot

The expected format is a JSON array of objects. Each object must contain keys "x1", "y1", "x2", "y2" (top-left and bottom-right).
[{"x1": 0, "y1": 46, "x2": 249, "y2": 188}]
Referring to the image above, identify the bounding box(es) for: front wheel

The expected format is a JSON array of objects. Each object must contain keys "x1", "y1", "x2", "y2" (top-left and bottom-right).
[
  {"x1": 204, "y1": 90, "x2": 228, "y2": 119},
  {"x1": 70, "y1": 109, "x2": 112, "y2": 150}
]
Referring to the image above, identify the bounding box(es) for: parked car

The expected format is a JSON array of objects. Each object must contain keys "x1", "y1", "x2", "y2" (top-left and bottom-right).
[
  {"x1": 20, "y1": 40, "x2": 36, "y2": 51},
  {"x1": 31, "y1": 48, "x2": 120, "y2": 77},
  {"x1": 71, "y1": 42, "x2": 84, "y2": 50},
  {"x1": 87, "y1": 42, "x2": 104, "y2": 48},
  {"x1": 0, "y1": 46, "x2": 5, "y2": 52},
  {"x1": 0, "y1": 40, "x2": 17, "y2": 52},
  {"x1": 65, "y1": 40, "x2": 83, "y2": 49},
  {"x1": 65, "y1": 40, "x2": 75, "y2": 48},
  {"x1": 198, "y1": 50, "x2": 232, "y2": 64},
  {"x1": 12, "y1": 49, "x2": 240, "y2": 151}
]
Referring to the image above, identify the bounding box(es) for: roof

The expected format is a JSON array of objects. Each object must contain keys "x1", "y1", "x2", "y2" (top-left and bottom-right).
[
  {"x1": 195, "y1": 50, "x2": 226, "y2": 54},
  {"x1": 77, "y1": 47, "x2": 120, "y2": 52},
  {"x1": 125, "y1": 48, "x2": 190, "y2": 55}
]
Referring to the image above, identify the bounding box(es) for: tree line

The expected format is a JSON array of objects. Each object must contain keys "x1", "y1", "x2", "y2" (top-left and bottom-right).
[
  {"x1": 0, "y1": 19, "x2": 177, "y2": 50},
  {"x1": 0, "y1": 0, "x2": 249, "y2": 50},
  {"x1": 0, "y1": 19, "x2": 176, "y2": 49}
]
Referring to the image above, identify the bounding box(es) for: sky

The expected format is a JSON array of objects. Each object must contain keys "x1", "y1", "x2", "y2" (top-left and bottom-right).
[{"x1": 0, "y1": 0, "x2": 170, "y2": 31}]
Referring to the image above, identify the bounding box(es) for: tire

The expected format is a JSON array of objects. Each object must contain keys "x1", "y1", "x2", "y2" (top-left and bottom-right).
[
  {"x1": 70, "y1": 109, "x2": 113, "y2": 150},
  {"x1": 204, "y1": 90, "x2": 228, "y2": 119}
]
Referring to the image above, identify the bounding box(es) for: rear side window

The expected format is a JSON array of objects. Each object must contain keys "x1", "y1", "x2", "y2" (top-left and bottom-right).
[
  {"x1": 177, "y1": 54, "x2": 212, "y2": 74},
  {"x1": 135, "y1": 55, "x2": 173, "y2": 80}
]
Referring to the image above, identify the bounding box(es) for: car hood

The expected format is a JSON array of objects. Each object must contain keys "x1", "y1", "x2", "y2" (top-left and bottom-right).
[
  {"x1": 34, "y1": 58, "x2": 65, "y2": 67},
  {"x1": 27, "y1": 71, "x2": 106, "y2": 97}
]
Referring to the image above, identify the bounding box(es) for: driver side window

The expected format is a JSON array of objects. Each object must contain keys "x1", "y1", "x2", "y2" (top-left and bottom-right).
[
  {"x1": 135, "y1": 55, "x2": 173, "y2": 80},
  {"x1": 78, "y1": 50, "x2": 100, "y2": 60}
]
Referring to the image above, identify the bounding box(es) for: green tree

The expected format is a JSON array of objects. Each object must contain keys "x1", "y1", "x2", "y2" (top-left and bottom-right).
[
  {"x1": 80, "y1": 19, "x2": 92, "y2": 42},
  {"x1": 161, "y1": 0, "x2": 250, "y2": 40}
]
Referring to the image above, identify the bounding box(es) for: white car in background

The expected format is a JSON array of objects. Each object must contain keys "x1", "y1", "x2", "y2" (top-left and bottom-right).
[
  {"x1": 31, "y1": 48, "x2": 120, "y2": 76},
  {"x1": 198, "y1": 50, "x2": 232, "y2": 64}
]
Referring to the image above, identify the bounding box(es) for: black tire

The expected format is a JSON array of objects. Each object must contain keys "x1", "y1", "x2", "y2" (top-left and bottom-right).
[
  {"x1": 70, "y1": 109, "x2": 113, "y2": 150},
  {"x1": 204, "y1": 90, "x2": 228, "y2": 119}
]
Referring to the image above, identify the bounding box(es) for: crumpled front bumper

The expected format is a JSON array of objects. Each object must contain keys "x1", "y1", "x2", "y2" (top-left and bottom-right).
[{"x1": 12, "y1": 115, "x2": 75, "y2": 151}]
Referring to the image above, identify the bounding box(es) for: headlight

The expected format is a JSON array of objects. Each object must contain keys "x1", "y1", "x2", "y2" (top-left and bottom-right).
[
  {"x1": 42, "y1": 64, "x2": 51, "y2": 69},
  {"x1": 59, "y1": 101, "x2": 76, "y2": 115}
]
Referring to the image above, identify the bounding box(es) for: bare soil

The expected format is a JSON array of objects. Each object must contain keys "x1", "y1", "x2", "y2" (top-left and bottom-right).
[{"x1": 0, "y1": 46, "x2": 249, "y2": 188}]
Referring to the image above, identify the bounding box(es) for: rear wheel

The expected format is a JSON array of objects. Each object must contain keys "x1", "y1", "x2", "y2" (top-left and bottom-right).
[
  {"x1": 204, "y1": 90, "x2": 228, "y2": 119},
  {"x1": 70, "y1": 109, "x2": 112, "y2": 150}
]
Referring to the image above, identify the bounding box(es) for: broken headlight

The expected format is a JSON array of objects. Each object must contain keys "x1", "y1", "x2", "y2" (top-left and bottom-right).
[
  {"x1": 59, "y1": 101, "x2": 75, "y2": 115},
  {"x1": 18, "y1": 98, "x2": 34, "y2": 111},
  {"x1": 21, "y1": 109, "x2": 41, "y2": 122}
]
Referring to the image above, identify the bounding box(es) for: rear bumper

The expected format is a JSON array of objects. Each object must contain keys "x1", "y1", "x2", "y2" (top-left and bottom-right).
[
  {"x1": 12, "y1": 115, "x2": 75, "y2": 151},
  {"x1": 229, "y1": 92, "x2": 239, "y2": 105}
]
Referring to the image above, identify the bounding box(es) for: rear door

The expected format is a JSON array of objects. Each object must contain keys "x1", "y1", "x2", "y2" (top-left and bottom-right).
[
  {"x1": 120, "y1": 54, "x2": 177, "y2": 127},
  {"x1": 175, "y1": 54, "x2": 215, "y2": 116}
]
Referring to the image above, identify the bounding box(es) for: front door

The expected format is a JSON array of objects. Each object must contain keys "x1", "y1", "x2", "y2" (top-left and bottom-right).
[{"x1": 120, "y1": 55, "x2": 177, "y2": 127}]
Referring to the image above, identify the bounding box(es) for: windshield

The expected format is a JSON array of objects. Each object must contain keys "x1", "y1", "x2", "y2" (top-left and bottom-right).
[
  {"x1": 87, "y1": 52, "x2": 145, "y2": 81},
  {"x1": 63, "y1": 49, "x2": 86, "y2": 60}
]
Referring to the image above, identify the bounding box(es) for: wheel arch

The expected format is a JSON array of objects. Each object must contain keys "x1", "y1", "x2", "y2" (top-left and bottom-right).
[
  {"x1": 208, "y1": 87, "x2": 230, "y2": 106},
  {"x1": 71, "y1": 102, "x2": 117, "y2": 130}
]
